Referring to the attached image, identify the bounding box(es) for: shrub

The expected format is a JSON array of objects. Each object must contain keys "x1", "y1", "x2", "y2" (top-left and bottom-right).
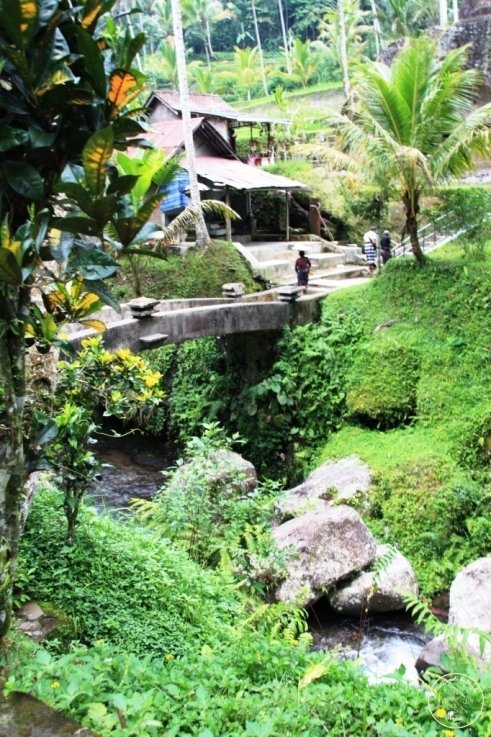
[
  {"x1": 346, "y1": 331, "x2": 421, "y2": 427},
  {"x1": 16, "y1": 487, "x2": 242, "y2": 657},
  {"x1": 368, "y1": 464, "x2": 489, "y2": 595}
]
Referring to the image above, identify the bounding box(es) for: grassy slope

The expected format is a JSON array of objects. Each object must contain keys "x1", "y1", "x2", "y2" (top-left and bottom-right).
[
  {"x1": 114, "y1": 240, "x2": 261, "y2": 301},
  {"x1": 314, "y1": 246, "x2": 491, "y2": 595}
]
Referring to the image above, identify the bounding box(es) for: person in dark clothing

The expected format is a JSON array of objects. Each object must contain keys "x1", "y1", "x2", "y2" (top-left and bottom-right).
[
  {"x1": 295, "y1": 250, "x2": 312, "y2": 292},
  {"x1": 380, "y1": 230, "x2": 393, "y2": 265}
]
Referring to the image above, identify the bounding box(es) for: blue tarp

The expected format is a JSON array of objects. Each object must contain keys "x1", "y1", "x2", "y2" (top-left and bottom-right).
[{"x1": 159, "y1": 169, "x2": 190, "y2": 213}]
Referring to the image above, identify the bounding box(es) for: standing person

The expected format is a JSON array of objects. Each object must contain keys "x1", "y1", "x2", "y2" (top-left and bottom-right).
[
  {"x1": 363, "y1": 227, "x2": 377, "y2": 273},
  {"x1": 380, "y1": 229, "x2": 393, "y2": 265},
  {"x1": 295, "y1": 250, "x2": 312, "y2": 292}
]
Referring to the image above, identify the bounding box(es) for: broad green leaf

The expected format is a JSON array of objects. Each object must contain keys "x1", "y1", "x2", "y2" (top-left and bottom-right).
[
  {"x1": 75, "y1": 27, "x2": 106, "y2": 98},
  {"x1": 112, "y1": 192, "x2": 163, "y2": 246},
  {"x1": 0, "y1": 125, "x2": 29, "y2": 152},
  {"x1": 54, "y1": 182, "x2": 93, "y2": 213},
  {"x1": 51, "y1": 216, "x2": 100, "y2": 236},
  {"x1": 124, "y1": 32, "x2": 146, "y2": 68},
  {"x1": 1, "y1": 161, "x2": 44, "y2": 200},
  {"x1": 107, "y1": 174, "x2": 139, "y2": 196},
  {"x1": 0, "y1": 247, "x2": 22, "y2": 284},
  {"x1": 84, "y1": 278, "x2": 120, "y2": 312},
  {"x1": 70, "y1": 246, "x2": 118, "y2": 280},
  {"x1": 90, "y1": 194, "x2": 119, "y2": 226},
  {"x1": 28, "y1": 127, "x2": 56, "y2": 148},
  {"x1": 123, "y1": 221, "x2": 162, "y2": 246},
  {"x1": 82, "y1": 127, "x2": 114, "y2": 195}
]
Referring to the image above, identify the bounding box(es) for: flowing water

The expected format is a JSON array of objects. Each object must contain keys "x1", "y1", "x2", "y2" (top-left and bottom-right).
[
  {"x1": 88, "y1": 430, "x2": 175, "y2": 510},
  {"x1": 89, "y1": 434, "x2": 433, "y2": 684},
  {"x1": 310, "y1": 605, "x2": 431, "y2": 684}
]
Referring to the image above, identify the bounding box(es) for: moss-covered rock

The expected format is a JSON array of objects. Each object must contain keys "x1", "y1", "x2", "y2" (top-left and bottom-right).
[{"x1": 345, "y1": 331, "x2": 421, "y2": 427}]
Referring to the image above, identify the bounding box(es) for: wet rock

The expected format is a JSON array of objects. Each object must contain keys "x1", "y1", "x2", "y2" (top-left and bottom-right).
[
  {"x1": 169, "y1": 449, "x2": 257, "y2": 497},
  {"x1": 416, "y1": 557, "x2": 491, "y2": 674},
  {"x1": 276, "y1": 455, "x2": 371, "y2": 519},
  {"x1": 273, "y1": 505, "x2": 377, "y2": 606},
  {"x1": 0, "y1": 689, "x2": 98, "y2": 736},
  {"x1": 329, "y1": 544, "x2": 419, "y2": 615},
  {"x1": 449, "y1": 556, "x2": 491, "y2": 631},
  {"x1": 415, "y1": 635, "x2": 448, "y2": 673},
  {"x1": 16, "y1": 601, "x2": 59, "y2": 642}
]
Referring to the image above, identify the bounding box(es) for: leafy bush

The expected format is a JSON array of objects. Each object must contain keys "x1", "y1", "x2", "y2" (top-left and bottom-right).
[
  {"x1": 115, "y1": 240, "x2": 260, "y2": 301},
  {"x1": 16, "y1": 487, "x2": 243, "y2": 657},
  {"x1": 5, "y1": 632, "x2": 450, "y2": 737},
  {"x1": 346, "y1": 331, "x2": 421, "y2": 427},
  {"x1": 132, "y1": 425, "x2": 285, "y2": 593},
  {"x1": 435, "y1": 186, "x2": 491, "y2": 258},
  {"x1": 368, "y1": 465, "x2": 489, "y2": 595}
]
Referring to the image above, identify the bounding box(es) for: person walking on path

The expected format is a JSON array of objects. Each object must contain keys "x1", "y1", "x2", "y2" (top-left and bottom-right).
[
  {"x1": 363, "y1": 227, "x2": 377, "y2": 273},
  {"x1": 380, "y1": 229, "x2": 393, "y2": 265},
  {"x1": 295, "y1": 250, "x2": 312, "y2": 292}
]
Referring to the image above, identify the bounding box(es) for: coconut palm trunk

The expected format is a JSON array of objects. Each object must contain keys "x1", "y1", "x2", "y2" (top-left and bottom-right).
[
  {"x1": 170, "y1": 0, "x2": 210, "y2": 247},
  {"x1": 337, "y1": 0, "x2": 352, "y2": 104},
  {"x1": 277, "y1": 0, "x2": 292, "y2": 75},
  {"x1": 403, "y1": 190, "x2": 424, "y2": 263},
  {"x1": 251, "y1": 0, "x2": 269, "y2": 96}
]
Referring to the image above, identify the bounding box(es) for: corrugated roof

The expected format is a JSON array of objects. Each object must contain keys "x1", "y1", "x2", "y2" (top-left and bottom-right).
[
  {"x1": 141, "y1": 118, "x2": 237, "y2": 160},
  {"x1": 144, "y1": 118, "x2": 204, "y2": 157},
  {"x1": 190, "y1": 156, "x2": 306, "y2": 191},
  {"x1": 149, "y1": 90, "x2": 242, "y2": 121},
  {"x1": 146, "y1": 90, "x2": 290, "y2": 126}
]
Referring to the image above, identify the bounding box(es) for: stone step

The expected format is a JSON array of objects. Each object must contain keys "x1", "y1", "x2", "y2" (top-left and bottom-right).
[{"x1": 274, "y1": 264, "x2": 367, "y2": 286}]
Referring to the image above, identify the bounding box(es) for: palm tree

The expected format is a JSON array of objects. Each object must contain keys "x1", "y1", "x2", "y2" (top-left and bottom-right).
[
  {"x1": 290, "y1": 38, "x2": 321, "y2": 88},
  {"x1": 170, "y1": 0, "x2": 210, "y2": 248},
  {"x1": 318, "y1": 0, "x2": 368, "y2": 99},
  {"x1": 233, "y1": 46, "x2": 261, "y2": 100},
  {"x1": 331, "y1": 38, "x2": 491, "y2": 263}
]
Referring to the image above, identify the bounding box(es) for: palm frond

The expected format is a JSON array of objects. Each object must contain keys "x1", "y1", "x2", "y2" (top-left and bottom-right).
[{"x1": 158, "y1": 200, "x2": 239, "y2": 246}]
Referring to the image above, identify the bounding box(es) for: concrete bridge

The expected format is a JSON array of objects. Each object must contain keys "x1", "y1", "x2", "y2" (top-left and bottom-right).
[{"x1": 66, "y1": 286, "x2": 337, "y2": 353}]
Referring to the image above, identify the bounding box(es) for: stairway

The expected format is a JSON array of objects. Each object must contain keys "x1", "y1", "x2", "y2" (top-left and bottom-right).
[{"x1": 236, "y1": 239, "x2": 366, "y2": 288}]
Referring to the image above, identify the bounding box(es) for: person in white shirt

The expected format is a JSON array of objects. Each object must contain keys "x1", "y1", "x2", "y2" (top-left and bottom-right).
[{"x1": 363, "y1": 227, "x2": 377, "y2": 272}]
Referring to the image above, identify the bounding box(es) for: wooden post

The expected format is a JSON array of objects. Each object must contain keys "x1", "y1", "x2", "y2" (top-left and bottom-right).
[
  {"x1": 285, "y1": 190, "x2": 290, "y2": 241},
  {"x1": 225, "y1": 186, "x2": 232, "y2": 242}
]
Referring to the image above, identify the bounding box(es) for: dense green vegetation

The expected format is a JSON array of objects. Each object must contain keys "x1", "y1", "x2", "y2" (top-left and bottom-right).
[
  {"x1": 114, "y1": 240, "x2": 261, "y2": 300},
  {"x1": 7, "y1": 472, "x2": 489, "y2": 736},
  {"x1": 147, "y1": 243, "x2": 491, "y2": 597}
]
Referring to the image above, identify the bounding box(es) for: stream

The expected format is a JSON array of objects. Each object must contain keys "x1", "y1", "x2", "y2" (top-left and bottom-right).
[
  {"x1": 310, "y1": 605, "x2": 430, "y2": 685},
  {"x1": 89, "y1": 434, "x2": 432, "y2": 684}
]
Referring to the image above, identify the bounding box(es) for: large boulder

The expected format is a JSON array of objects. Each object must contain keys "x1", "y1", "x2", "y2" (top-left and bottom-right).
[
  {"x1": 329, "y1": 544, "x2": 419, "y2": 615},
  {"x1": 273, "y1": 505, "x2": 377, "y2": 606},
  {"x1": 416, "y1": 557, "x2": 491, "y2": 674},
  {"x1": 449, "y1": 556, "x2": 491, "y2": 631},
  {"x1": 276, "y1": 456, "x2": 371, "y2": 519},
  {"x1": 169, "y1": 449, "x2": 257, "y2": 497}
]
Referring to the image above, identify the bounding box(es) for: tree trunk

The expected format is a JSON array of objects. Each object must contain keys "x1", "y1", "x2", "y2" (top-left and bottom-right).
[
  {"x1": 337, "y1": 0, "x2": 352, "y2": 105},
  {"x1": 277, "y1": 0, "x2": 292, "y2": 75},
  {"x1": 251, "y1": 0, "x2": 269, "y2": 96},
  {"x1": 370, "y1": 0, "x2": 384, "y2": 56},
  {"x1": 0, "y1": 289, "x2": 29, "y2": 638},
  {"x1": 403, "y1": 191, "x2": 425, "y2": 264},
  {"x1": 170, "y1": 0, "x2": 210, "y2": 248},
  {"x1": 439, "y1": 0, "x2": 448, "y2": 27}
]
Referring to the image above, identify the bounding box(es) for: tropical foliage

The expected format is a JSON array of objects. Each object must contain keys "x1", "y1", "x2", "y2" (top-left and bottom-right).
[{"x1": 329, "y1": 38, "x2": 491, "y2": 261}]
